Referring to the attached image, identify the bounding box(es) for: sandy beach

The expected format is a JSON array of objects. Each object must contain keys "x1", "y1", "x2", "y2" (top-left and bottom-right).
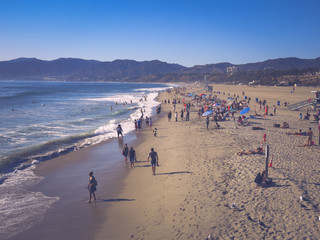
[{"x1": 11, "y1": 84, "x2": 320, "y2": 240}]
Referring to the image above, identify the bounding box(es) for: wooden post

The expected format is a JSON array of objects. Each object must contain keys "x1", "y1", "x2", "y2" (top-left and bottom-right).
[{"x1": 265, "y1": 144, "x2": 269, "y2": 179}]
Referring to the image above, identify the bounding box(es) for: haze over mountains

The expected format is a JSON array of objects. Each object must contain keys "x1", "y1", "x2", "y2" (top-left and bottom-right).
[{"x1": 0, "y1": 57, "x2": 320, "y2": 85}]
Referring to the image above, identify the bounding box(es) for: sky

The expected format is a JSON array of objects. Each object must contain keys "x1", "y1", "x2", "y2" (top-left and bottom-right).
[{"x1": 0, "y1": 0, "x2": 320, "y2": 67}]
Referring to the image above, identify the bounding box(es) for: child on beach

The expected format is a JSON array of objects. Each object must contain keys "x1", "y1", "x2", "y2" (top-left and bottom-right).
[
  {"x1": 87, "y1": 172, "x2": 97, "y2": 203},
  {"x1": 153, "y1": 128, "x2": 157, "y2": 137}
]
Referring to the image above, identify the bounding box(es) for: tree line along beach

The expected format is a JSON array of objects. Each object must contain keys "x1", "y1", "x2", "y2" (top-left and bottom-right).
[{"x1": 3, "y1": 83, "x2": 320, "y2": 240}]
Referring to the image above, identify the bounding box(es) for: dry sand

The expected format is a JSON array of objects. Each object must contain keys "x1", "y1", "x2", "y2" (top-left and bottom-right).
[
  {"x1": 11, "y1": 84, "x2": 320, "y2": 240},
  {"x1": 95, "y1": 84, "x2": 320, "y2": 240}
]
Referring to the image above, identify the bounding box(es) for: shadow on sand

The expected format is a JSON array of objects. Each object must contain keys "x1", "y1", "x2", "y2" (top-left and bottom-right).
[
  {"x1": 99, "y1": 198, "x2": 136, "y2": 202},
  {"x1": 157, "y1": 171, "x2": 193, "y2": 175}
]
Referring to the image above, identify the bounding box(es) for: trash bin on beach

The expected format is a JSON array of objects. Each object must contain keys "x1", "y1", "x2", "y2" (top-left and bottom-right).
[
  {"x1": 255, "y1": 98, "x2": 258, "y2": 102},
  {"x1": 277, "y1": 101, "x2": 280, "y2": 106},
  {"x1": 244, "y1": 96, "x2": 247, "y2": 100}
]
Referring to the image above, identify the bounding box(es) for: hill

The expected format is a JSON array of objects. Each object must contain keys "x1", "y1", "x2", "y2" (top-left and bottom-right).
[{"x1": 0, "y1": 57, "x2": 319, "y2": 85}]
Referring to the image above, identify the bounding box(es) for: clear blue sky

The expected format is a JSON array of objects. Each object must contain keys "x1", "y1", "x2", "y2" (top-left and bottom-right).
[{"x1": 1, "y1": 0, "x2": 319, "y2": 66}]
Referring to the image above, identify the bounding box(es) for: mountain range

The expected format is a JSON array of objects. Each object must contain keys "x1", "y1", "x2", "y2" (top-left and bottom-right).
[{"x1": 0, "y1": 57, "x2": 319, "y2": 83}]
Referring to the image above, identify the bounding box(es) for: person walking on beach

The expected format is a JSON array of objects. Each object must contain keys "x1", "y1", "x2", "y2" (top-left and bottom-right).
[
  {"x1": 87, "y1": 172, "x2": 97, "y2": 203},
  {"x1": 129, "y1": 147, "x2": 136, "y2": 168},
  {"x1": 147, "y1": 148, "x2": 159, "y2": 175},
  {"x1": 167, "y1": 111, "x2": 172, "y2": 121},
  {"x1": 186, "y1": 110, "x2": 190, "y2": 121},
  {"x1": 122, "y1": 143, "x2": 129, "y2": 162},
  {"x1": 175, "y1": 111, "x2": 178, "y2": 122},
  {"x1": 206, "y1": 116, "x2": 210, "y2": 129},
  {"x1": 307, "y1": 128, "x2": 313, "y2": 147},
  {"x1": 116, "y1": 124, "x2": 123, "y2": 137}
]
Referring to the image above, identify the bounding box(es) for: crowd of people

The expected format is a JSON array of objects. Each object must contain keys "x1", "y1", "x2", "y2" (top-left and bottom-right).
[{"x1": 87, "y1": 86, "x2": 319, "y2": 203}]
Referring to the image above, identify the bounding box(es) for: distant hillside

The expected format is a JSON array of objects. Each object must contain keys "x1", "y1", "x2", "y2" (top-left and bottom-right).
[
  {"x1": 184, "y1": 57, "x2": 320, "y2": 73},
  {"x1": 0, "y1": 58, "x2": 186, "y2": 81},
  {"x1": 0, "y1": 57, "x2": 319, "y2": 85}
]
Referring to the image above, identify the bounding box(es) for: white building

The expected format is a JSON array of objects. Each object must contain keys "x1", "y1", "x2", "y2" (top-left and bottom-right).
[{"x1": 227, "y1": 66, "x2": 238, "y2": 75}]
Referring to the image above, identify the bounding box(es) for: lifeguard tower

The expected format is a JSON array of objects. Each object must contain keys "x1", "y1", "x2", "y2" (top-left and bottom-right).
[{"x1": 288, "y1": 91, "x2": 320, "y2": 111}]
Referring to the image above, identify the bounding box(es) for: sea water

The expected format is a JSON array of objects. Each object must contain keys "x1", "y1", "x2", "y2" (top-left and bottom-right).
[{"x1": 0, "y1": 81, "x2": 171, "y2": 238}]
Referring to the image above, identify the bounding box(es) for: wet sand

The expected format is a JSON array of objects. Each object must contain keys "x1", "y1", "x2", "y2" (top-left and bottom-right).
[
  {"x1": 11, "y1": 133, "x2": 141, "y2": 240},
  {"x1": 11, "y1": 84, "x2": 320, "y2": 240}
]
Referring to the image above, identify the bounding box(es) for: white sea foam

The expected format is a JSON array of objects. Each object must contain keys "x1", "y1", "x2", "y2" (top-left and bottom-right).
[
  {"x1": 93, "y1": 91, "x2": 159, "y2": 136},
  {"x1": 133, "y1": 87, "x2": 169, "y2": 92},
  {"x1": 0, "y1": 167, "x2": 59, "y2": 239}
]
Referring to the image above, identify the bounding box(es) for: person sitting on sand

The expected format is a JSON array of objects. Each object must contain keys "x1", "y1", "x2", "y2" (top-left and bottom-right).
[
  {"x1": 254, "y1": 111, "x2": 261, "y2": 116},
  {"x1": 286, "y1": 129, "x2": 306, "y2": 136},
  {"x1": 252, "y1": 126, "x2": 265, "y2": 130},
  {"x1": 281, "y1": 122, "x2": 289, "y2": 128},
  {"x1": 254, "y1": 172, "x2": 263, "y2": 187},
  {"x1": 237, "y1": 147, "x2": 263, "y2": 156}
]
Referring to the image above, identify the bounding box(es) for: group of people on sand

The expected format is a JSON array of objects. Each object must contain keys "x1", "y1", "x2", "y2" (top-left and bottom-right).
[
  {"x1": 87, "y1": 146, "x2": 159, "y2": 203},
  {"x1": 122, "y1": 143, "x2": 137, "y2": 168},
  {"x1": 286, "y1": 127, "x2": 314, "y2": 147}
]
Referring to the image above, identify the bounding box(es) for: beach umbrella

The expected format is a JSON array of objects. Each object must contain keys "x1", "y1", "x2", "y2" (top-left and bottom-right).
[
  {"x1": 213, "y1": 103, "x2": 221, "y2": 107},
  {"x1": 240, "y1": 107, "x2": 250, "y2": 115},
  {"x1": 202, "y1": 110, "x2": 213, "y2": 117},
  {"x1": 188, "y1": 93, "x2": 193, "y2": 97}
]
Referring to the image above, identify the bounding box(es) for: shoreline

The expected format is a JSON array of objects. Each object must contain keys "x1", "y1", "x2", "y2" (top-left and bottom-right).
[{"x1": 10, "y1": 84, "x2": 320, "y2": 239}]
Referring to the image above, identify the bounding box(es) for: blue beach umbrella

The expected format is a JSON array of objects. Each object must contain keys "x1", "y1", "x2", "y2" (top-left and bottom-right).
[
  {"x1": 188, "y1": 93, "x2": 193, "y2": 97},
  {"x1": 202, "y1": 110, "x2": 213, "y2": 117},
  {"x1": 240, "y1": 107, "x2": 250, "y2": 115}
]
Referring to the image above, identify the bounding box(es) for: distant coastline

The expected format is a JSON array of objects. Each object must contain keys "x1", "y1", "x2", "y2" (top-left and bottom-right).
[{"x1": 0, "y1": 57, "x2": 320, "y2": 86}]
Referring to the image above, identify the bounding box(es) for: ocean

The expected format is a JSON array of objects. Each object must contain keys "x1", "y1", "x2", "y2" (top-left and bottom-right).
[{"x1": 0, "y1": 81, "x2": 171, "y2": 239}]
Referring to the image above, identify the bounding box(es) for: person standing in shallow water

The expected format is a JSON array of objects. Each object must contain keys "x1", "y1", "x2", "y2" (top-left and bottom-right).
[
  {"x1": 116, "y1": 124, "x2": 123, "y2": 137},
  {"x1": 87, "y1": 172, "x2": 97, "y2": 203},
  {"x1": 147, "y1": 148, "x2": 159, "y2": 175}
]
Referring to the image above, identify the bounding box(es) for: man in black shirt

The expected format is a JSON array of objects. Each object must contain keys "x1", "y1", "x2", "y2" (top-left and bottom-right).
[{"x1": 147, "y1": 148, "x2": 159, "y2": 175}]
